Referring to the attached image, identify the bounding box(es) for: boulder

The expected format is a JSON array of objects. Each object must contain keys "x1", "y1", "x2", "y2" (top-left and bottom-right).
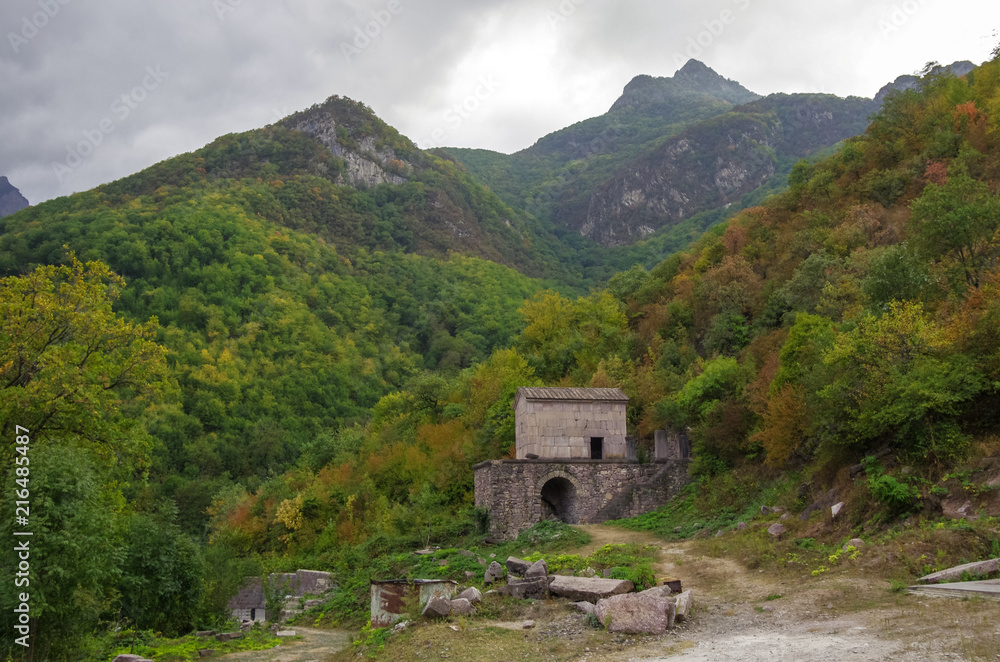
[
  {"x1": 524, "y1": 559, "x2": 548, "y2": 579},
  {"x1": 450, "y1": 598, "x2": 477, "y2": 616},
  {"x1": 458, "y1": 587, "x2": 482, "y2": 604},
  {"x1": 548, "y1": 576, "x2": 634, "y2": 603},
  {"x1": 736, "y1": 522, "x2": 747, "y2": 531},
  {"x1": 522, "y1": 620, "x2": 536, "y2": 629},
  {"x1": 573, "y1": 601, "x2": 596, "y2": 616},
  {"x1": 500, "y1": 576, "x2": 549, "y2": 600},
  {"x1": 506, "y1": 556, "x2": 532, "y2": 577},
  {"x1": 113, "y1": 656, "x2": 154, "y2": 662},
  {"x1": 465, "y1": 570, "x2": 477, "y2": 581},
  {"x1": 195, "y1": 630, "x2": 217, "y2": 637},
  {"x1": 767, "y1": 523, "x2": 786, "y2": 539},
  {"x1": 579, "y1": 566, "x2": 597, "y2": 578},
  {"x1": 831, "y1": 502, "x2": 845, "y2": 518},
  {"x1": 842, "y1": 538, "x2": 865, "y2": 551},
  {"x1": 674, "y1": 590, "x2": 694, "y2": 622},
  {"x1": 594, "y1": 593, "x2": 675, "y2": 634},
  {"x1": 919, "y1": 558, "x2": 1000, "y2": 584},
  {"x1": 422, "y1": 595, "x2": 452, "y2": 619},
  {"x1": 484, "y1": 560, "x2": 505, "y2": 585}
]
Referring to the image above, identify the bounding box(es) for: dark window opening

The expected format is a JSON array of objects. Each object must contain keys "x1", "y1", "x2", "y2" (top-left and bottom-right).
[
  {"x1": 250, "y1": 608, "x2": 256, "y2": 620},
  {"x1": 590, "y1": 437, "x2": 604, "y2": 459}
]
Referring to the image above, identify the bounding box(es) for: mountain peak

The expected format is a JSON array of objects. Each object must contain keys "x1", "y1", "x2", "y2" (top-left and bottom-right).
[
  {"x1": 610, "y1": 61, "x2": 759, "y2": 113},
  {"x1": 0, "y1": 176, "x2": 29, "y2": 217}
]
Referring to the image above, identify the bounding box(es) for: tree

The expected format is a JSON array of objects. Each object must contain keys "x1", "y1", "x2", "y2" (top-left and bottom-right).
[
  {"x1": 910, "y1": 172, "x2": 1000, "y2": 289},
  {"x1": 0, "y1": 256, "x2": 168, "y2": 462},
  {"x1": 0, "y1": 444, "x2": 121, "y2": 659}
]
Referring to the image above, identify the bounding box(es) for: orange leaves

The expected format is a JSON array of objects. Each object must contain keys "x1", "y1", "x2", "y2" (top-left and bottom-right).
[{"x1": 752, "y1": 383, "x2": 809, "y2": 468}]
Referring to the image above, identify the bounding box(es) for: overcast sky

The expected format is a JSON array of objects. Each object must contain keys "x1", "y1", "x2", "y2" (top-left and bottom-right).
[{"x1": 2, "y1": 0, "x2": 998, "y2": 205}]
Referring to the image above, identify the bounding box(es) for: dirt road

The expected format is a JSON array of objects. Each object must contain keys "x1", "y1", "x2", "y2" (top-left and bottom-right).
[
  {"x1": 219, "y1": 627, "x2": 351, "y2": 662},
  {"x1": 574, "y1": 525, "x2": 999, "y2": 662}
]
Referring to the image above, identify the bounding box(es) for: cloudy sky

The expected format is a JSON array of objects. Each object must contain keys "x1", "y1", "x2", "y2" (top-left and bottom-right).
[{"x1": 2, "y1": 0, "x2": 998, "y2": 204}]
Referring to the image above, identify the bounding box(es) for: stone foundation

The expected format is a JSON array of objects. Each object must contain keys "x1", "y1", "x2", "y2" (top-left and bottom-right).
[{"x1": 473, "y1": 459, "x2": 690, "y2": 540}]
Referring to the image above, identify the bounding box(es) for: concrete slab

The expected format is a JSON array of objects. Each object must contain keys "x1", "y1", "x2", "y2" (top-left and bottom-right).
[{"x1": 907, "y1": 579, "x2": 1000, "y2": 599}]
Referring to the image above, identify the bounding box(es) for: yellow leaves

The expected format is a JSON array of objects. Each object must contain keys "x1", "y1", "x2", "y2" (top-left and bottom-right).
[{"x1": 275, "y1": 493, "x2": 305, "y2": 533}]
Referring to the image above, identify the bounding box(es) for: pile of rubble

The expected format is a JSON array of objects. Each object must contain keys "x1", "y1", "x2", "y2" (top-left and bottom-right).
[{"x1": 416, "y1": 555, "x2": 693, "y2": 635}]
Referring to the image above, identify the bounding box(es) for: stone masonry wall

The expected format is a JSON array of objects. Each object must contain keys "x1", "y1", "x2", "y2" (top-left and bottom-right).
[
  {"x1": 515, "y1": 399, "x2": 627, "y2": 459},
  {"x1": 473, "y1": 459, "x2": 690, "y2": 540}
]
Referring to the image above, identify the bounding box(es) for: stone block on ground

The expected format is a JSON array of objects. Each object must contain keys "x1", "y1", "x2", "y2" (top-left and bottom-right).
[
  {"x1": 674, "y1": 590, "x2": 693, "y2": 622},
  {"x1": 214, "y1": 632, "x2": 243, "y2": 642},
  {"x1": 113, "y1": 656, "x2": 155, "y2": 662},
  {"x1": 484, "y1": 560, "x2": 505, "y2": 585},
  {"x1": 195, "y1": 630, "x2": 217, "y2": 637},
  {"x1": 506, "y1": 556, "x2": 532, "y2": 577},
  {"x1": 639, "y1": 585, "x2": 673, "y2": 599},
  {"x1": 449, "y1": 597, "x2": 477, "y2": 616},
  {"x1": 831, "y1": 502, "x2": 845, "y2": 518},
  {"x1": 919, "y1": 558, "x2": 1000, "y2": 584},
  {"x1": 458, "y1": 587, "x2": 482, "y2": 604},
  {"x1": 843, "y1": 538, "x2": 865, "y2": 551},
  {"x1": 767, "y1": 523, "x2": 786, "y2": 539},
  {"x1": 594, "y1": 593, "x2": 676, "y2": 634},
  {"x1": 525, "y1": 559, "x2": 548, "y2": 578},
  {"x1": 422, "y1": 595, "x2": 453, "y2": 619},
  {"x1": 573, "y1": 601, "x2": 596, "y2": 616},
  {"x1": 548, "y1": 576, "x2": 634, "y2": 603},
  {"x1": 500, "y1": 576, "x2": 549, "y2": 600}
]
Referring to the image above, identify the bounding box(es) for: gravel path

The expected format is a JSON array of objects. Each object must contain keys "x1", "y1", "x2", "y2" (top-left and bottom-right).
[{"x1": 218, "y1": 627, "x2": 351, "y2": 662}]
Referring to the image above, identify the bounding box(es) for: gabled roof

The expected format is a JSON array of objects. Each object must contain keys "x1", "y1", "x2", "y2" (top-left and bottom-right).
[{"x1": 514, "y1": 387, "x2": 628, "y2": 409}]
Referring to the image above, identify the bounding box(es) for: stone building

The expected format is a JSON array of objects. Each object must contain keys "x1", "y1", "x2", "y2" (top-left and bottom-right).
[
  {"x1": 514, "y1": 387, "x2": 628, "y2": 459},
  {"x1": 474, "y1": 387, "x2": 690, "y2": 540},
  {"x1": 228, "y1": 569, "x2": 332, "y2": 623}
]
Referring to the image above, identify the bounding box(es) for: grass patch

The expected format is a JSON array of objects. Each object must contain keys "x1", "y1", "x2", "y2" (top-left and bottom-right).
[
  {"x1": 608, "y1": 469, "x2": 798, "y2": 539},
  {"x1": 102, "y1": 627, "x2": 282, "y2": 661},
  {"x1": 308, "y1": 520, "x2": 592, "y2": 629}
]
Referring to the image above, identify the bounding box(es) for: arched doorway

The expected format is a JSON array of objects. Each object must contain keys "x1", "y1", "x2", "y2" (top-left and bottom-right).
[{"x1": 540, "y1": 476, "x2": 577, "y2": 523}]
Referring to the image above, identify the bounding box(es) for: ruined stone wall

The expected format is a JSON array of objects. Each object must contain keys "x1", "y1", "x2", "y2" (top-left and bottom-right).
[
  {"x1": 473, "y1": 459, "x2": 690, "y2": 540},
  {"x1": 514, "y1": 399, "x2": 627, "y2": 459}
]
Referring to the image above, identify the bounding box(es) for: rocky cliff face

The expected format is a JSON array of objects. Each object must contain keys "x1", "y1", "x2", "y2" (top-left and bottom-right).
[
  {"x1": 580, "y1": 94, "x2": 875, "y2": 246},
  {"x1": 873, "y1": 60, "x2": 976, "y2": 105},
  {"x1": 582, "y1": 116, "x2": 778, "y2": 246},
  {"x1": 0, "y1": 177, "x2": 29, "y2": 217},
  {"x1": 285, "y1": 113, "x2": 408, "y2": 188},
  {"x1": 279, "y1": 96, "x2": 415, "y2": 189}
]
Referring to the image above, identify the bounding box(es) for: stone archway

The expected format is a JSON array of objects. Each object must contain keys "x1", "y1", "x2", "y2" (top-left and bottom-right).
[{"x1": 540, "y1": 476, "x2": 578, "y2": 523}]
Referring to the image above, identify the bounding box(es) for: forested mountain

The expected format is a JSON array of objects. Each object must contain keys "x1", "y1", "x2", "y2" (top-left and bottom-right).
[
  {"x1": 446, "y1": 60, "x2": 890, "y2": 249},
  {"x1": 3, "y1": 52, "x2": 1000, "y2": 657}
]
